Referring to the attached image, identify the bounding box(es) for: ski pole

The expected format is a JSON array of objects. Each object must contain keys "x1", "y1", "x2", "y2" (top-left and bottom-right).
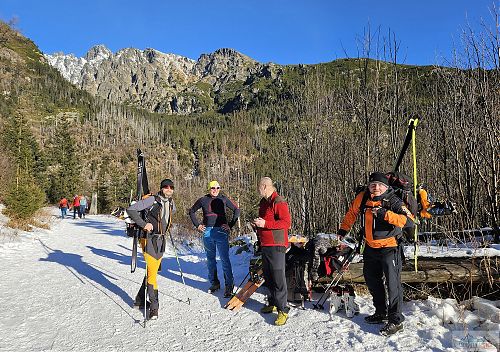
[
  {"x1": 144, "y1": 245, "x2": 148, "y2": 328},
  {"x1": 231, "y1": 271, "x2": 251, "y2": 297},
  {"x1": 313, "y1": 237, "x2": 357, "y2": 308},
  {"x1": 313, "y1": 249, "x2": 356, "y2": 309},
  {"x1": 168, "y1": 232, "x2": 191, "y2": 305},
  {"x1": 313, "y1": 269, "x2": 346, "y2": 309}
]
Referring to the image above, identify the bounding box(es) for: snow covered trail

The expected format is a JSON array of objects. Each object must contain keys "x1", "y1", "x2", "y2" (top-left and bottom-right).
[{"x1": 0, "y1": 211, "x2": 491, "y2": 351}]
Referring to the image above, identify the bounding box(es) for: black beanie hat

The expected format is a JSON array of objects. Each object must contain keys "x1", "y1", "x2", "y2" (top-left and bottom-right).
[
  {"x1": 368, "y1": 172, "x2": 389, "y2": 186},
  {"x1": 160, "y1": 178, "x2": 174, "y2": 189}
]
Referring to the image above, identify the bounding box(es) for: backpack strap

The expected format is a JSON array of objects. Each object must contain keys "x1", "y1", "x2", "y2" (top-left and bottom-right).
[{"x1": 358, "y1": 189, "x2": 371, "y2": 215}]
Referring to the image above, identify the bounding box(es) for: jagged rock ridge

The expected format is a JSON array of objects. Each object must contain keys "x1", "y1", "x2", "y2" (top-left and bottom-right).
[{"x1": 46, "y1": 45, "x2": 283, "y2": 114}]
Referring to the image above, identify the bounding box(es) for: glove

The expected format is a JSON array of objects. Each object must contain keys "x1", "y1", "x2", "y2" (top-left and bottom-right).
[{"x1": 337, "y1": 228, "x2": 347, "y2": 239}]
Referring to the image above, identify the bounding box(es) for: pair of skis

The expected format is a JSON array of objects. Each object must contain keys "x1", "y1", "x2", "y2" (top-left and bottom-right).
[
  {"x1": 131, "y1": 149, "x2": 149, "y2": 274},
  {"x1": 225, "y1": 257, "x2": 265, "y2": 311}
]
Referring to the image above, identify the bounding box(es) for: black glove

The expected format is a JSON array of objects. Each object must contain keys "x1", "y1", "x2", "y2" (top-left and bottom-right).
[{"x1": 337, "y1": 228, "x2": 347, "y2": 238}]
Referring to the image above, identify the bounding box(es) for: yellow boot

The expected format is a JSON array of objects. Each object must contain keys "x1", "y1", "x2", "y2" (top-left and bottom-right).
[
  {"x1": 275, "y1": 311, "x2": 288, "y2": 326},
  {"x1": 260, "y1": 305, "x2": 277, "y2": 314}
]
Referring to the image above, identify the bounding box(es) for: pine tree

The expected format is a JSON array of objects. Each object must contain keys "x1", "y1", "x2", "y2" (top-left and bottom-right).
[
  {"x1": 4, "y1": 170, "x2": 46, "y2": 220},
  {"x1": 96, "y1": 156, "x2": 112, "y2": 214},
  {"x1": 45, "y1": 119, "x2": 80, "y2": 202},
  {"x1": 1, "y1": 113, "x2": 47, "y2": 219}
]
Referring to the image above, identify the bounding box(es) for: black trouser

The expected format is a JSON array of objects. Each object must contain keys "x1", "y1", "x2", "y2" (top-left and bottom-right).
[
  {"x1": 363, "y1": 245, "x2": 404, "y2": 324},
  {"x1": 73, "y1": 206, "x2": 80, "y2": 219},
  {"x1": 261, "y1": 246, "x2": 288, "y2": 312}
]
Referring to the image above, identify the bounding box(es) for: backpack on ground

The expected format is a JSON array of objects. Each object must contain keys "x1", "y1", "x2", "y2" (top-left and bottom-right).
[{"x1": 285, "y1": 239, "x2": 311, "y2": 306}]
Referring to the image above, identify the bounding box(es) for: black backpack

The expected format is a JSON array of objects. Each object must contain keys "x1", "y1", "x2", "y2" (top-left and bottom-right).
[{"x1": 385, "y1": 172, "x2": 418, "y2": 218}]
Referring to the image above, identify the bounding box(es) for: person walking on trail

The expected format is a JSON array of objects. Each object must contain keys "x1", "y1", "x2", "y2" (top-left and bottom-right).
[
  {"x1": 59, "y1": 197, "x2": 69, "y2": 219},
  {"x1": 79, "y1": 195, "x2": 87, "y2": 218},
  {"x1": 126, "y1": 178, "x2": 176, "y2": 320},
  {"x1": 253, "y1": 177, "x2": 292, "y2": 326},
  {"x1": 189, "y1": 180, "x2": 240, "y2": 298},
  {"x1": 72, "y1": 194, "x2": 81, "y2": 219},
  {"x1": 337, "y1": 172, "x2": 414, "y2": 336}
]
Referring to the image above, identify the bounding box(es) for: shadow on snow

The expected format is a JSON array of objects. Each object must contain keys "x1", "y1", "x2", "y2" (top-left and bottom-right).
[{"x1": 37, "y1": 239, "x2": 141, "y2": 324}]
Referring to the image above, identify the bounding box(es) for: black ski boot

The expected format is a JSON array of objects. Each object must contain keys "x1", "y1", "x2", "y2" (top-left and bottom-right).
[
  {"x1": 133, "y1": 277, "x2": 149, "y2": 309},
  {"x1": 208, "y1": 281, "x2": 220, "y2": 294},
  {"x1": 364, "y1": 312, "x2": 388, "y2": 324},
  {"x1": 147, "y1": 284, "x2": 159, "y2": 320},
  {"x1": 380, "y1": 322, "x2": 403, "y2": 336}
]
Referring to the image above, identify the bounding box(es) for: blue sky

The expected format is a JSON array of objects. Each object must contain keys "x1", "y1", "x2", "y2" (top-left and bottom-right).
[{"x1": 0, "y1": 0, "x2": 496, "y2": 65}]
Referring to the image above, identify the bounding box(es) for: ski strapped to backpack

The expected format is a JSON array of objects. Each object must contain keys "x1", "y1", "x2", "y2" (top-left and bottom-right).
[
  {"x1": 392, "y1": 117, "x2": 420, "y2": 271},
  {"x1": 130, "y1": 149, "x2": 151, "y2": 274},
  {"x1": 393, "y1": 117, "x2": 419, "y2": 173}
]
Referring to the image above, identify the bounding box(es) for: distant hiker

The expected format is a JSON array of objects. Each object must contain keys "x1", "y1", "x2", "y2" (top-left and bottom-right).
[
  {"x1": 79, "y1": 194, "x2": 87, "y2": 218},
  {"x1": 253, "y1": 177, "x2": 291, "y2": 326},
  {"x1": 72, "y1": 194, "x2": 81, "y2": 219},
  {"x1": 126, "y1": 178, "x2": 176, "y2": 320},
  {"x1": 338, "y1": 172, "x2": 414, "y2": 336},
  {"x1": 59, "y1": 197, "x2": 69, "y2": 219},
  {"x1": 189, "y1": 180, "x2": 240, "y2": 298}
]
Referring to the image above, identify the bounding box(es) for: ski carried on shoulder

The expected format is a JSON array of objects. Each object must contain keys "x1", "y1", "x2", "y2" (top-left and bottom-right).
[
  {"x1": 225, "y1": 257, "x2": 264, "y2": 311},
  {"x1": 130, "y1": 148, "x2": 150, "y2": 273}
]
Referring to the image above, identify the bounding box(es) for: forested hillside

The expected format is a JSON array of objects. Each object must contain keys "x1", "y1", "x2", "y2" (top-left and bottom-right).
[{"x1": 0, "y1": 20, "x2": 498, "y2": 237}]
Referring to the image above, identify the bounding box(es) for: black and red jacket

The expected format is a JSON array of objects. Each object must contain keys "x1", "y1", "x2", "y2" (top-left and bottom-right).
[
  {"x1": 189, "y1": 194, "x2": 240, "y2": 228},
  {"x1": 257, "y1": 191, "x2": 291, "y2": 247}
]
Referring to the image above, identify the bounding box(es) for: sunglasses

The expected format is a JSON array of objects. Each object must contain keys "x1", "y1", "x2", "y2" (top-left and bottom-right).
[
  {"x1": 163, "y1": 185, "x2": 174, "y2": 190},
  {"x1": 210, "y1": 187, "x2": 221, "y2": 190}
]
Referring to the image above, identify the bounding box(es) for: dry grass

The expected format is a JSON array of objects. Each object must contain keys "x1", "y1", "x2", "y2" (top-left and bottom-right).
[
  {"x1": 5, "y1": 207, "x2": 53, "y2": 231},
  {"x1": 6, "y1": 218, "x2": 32, "y2": 231}
]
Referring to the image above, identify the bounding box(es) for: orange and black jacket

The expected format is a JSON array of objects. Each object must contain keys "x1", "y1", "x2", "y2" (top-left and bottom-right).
[{"x1": 340, "y1": 189, "x2": 414, "y2": 248}]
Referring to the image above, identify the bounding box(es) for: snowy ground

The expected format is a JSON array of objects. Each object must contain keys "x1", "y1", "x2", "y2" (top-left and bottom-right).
[{"x1": 0, "y1": 208, "x2": 498, "y2": 352}]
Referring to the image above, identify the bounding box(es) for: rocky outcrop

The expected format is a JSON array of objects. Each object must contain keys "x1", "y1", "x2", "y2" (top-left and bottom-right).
[{"x1": 45, "y1": 45, "x2": 283, "y2": 114}]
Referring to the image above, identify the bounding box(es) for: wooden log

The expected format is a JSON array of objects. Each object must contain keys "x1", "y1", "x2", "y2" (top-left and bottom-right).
[{"x1": 324, "y1": 257, "x2": 500, "y2": 284}]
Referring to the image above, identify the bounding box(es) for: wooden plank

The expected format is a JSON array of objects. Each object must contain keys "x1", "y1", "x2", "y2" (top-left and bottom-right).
[{"x1": 319, "y1": 257, "x2": 500, "y2": 284}]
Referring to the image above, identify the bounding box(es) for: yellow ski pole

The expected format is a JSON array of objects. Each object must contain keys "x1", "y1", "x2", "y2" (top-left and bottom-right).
[{"x1": 411, "y1": 118, "x2": 419, "y2": 272}]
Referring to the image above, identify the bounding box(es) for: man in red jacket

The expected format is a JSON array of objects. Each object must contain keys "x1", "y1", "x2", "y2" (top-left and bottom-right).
[
  {"x1": 72, "y1": 194, "x2": 81, "y2": 219},
  {"x1": 253, "y1": 177, "x2": 291, "y2": 326}
]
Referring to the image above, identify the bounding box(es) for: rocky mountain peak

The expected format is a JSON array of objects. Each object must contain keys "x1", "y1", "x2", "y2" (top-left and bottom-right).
[
  {"x1": 84, "y1": 45, "x2": 112, "y2": 62},
  {"x1": 45, "y1": 45, "x2": 282, "y2": 115}
]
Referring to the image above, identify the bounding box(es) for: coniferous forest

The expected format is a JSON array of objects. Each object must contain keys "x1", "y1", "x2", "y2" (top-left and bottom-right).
[{"x1": 0, "y1": 18, "x2": 498, "y2": 239}]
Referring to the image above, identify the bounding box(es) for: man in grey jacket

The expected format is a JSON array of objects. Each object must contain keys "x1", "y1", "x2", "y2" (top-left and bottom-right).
[{"x1": 127, "y1": 178, "x2": 176, "y2": 320}]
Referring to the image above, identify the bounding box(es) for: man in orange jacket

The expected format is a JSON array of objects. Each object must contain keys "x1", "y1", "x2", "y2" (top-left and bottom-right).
[
  {"x1": 338, "y1": 172, "x2": 414, "y2": 336},
  {"x1": 59, "y1": 197, "x2": 69, "y2": 219}
]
